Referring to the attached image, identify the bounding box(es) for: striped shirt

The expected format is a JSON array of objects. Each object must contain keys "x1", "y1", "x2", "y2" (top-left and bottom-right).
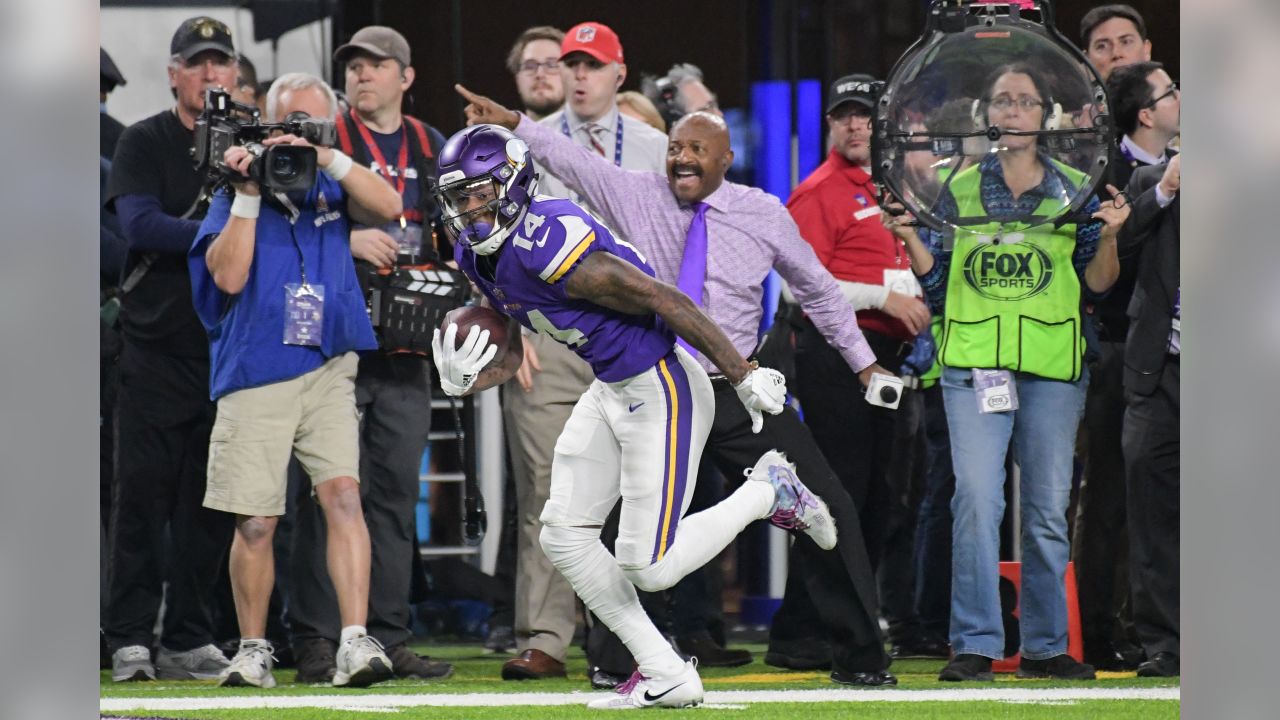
[{"x1": 515, "y1": 115, "x2": 876, "y2": 375}]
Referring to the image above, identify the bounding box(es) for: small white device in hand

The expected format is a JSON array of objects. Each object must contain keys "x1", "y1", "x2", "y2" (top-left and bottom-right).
[{"x1": 865, "y1": 373, "x2": 904, "y2": 410}]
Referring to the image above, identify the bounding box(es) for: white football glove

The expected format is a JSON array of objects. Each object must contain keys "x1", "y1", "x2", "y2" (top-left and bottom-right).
[
  {"x1": 733, "y1": 365, "x2": 787, "y2": 433},
  {"x1": 431, "y1": 322, "x2": 499, "y2": 397}
]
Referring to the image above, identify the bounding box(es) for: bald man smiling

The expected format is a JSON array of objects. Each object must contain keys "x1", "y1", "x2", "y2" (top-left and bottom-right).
[{"x1": 458, "y1": 85, "x2": 902, "y2": 686}]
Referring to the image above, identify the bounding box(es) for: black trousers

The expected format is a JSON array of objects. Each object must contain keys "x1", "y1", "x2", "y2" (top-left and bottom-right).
[
  {"x1": 1073, "y1": 340, "x2": 1136, "y2": 653},
  {"x1": 488, "y1": 454, "x2": 520, "y2": 630},
  {"x1": 1123, "y1": 359, "x2": 1179, "y2": 657},
  {"x1": 289, "y1": 355, "x2": 433, "y2": 648},
  {"x1": 792, "y1": 321, "x2": 905, "y2": 571},
  {"x1": 770, "y1": 323, "x2": 907, "y2": 657},
  {"x1": 877, "y1": 384, "x2": 927, "y2": 643},
  {"x1": 912, "y1": 383, "x2": 954, "y2": 640},
  {"x1": 104, "y1": 341, "x2": 232, "y2": 652},
  {"x1": 714, "y1": 378, "x2": 889, "y2": 671}
]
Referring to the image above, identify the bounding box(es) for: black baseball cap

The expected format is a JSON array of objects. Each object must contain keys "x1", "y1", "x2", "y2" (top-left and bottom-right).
[
  {"x1": 170, "y1": 16, "x2": 235, "y2": 61},
  {"x1": 827, "y1": 74, "x2": 881, "y2": 114},
  {"x1": 101, "y1": 48, "x2": 126, "y2": 91}
]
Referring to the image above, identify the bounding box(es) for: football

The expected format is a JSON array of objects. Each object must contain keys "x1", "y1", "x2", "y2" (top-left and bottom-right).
[{"x1": 441, "y1": 305, "x2": 510, "y2": 367}]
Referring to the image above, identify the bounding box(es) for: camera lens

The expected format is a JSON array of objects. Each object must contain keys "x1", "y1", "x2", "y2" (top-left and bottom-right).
[
  {"x1": 271, "y1": 151, "x2": 299, "y2": 180},
  {"x1": 879, "y1": 386, "x2": 899, "y2": 404}
]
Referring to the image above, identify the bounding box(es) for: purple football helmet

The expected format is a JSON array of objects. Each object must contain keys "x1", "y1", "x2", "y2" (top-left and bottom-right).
[{"x1": 435, "y1": 124, "x2": 537, "y2": 255}]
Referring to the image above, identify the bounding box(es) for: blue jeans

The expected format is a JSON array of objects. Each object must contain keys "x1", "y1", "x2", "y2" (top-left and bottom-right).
[{"x1": 941, "y1": 366, "x2": 1088, "y2": 660}]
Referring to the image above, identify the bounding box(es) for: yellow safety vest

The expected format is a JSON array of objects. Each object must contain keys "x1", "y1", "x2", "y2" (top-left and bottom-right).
[{"x1": 937, "y1": 161, "x2": 1087, "y2": 382}]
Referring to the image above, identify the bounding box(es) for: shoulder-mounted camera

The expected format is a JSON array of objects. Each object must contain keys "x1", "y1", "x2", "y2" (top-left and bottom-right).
[{"x1": 192, "y1": 88, "x2": 339, "y2": 193}]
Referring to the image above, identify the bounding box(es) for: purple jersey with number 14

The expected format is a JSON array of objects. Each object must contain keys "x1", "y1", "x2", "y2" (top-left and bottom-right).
[{"x1": 455, "y1": 196, "x2": 675, "y2": 382}]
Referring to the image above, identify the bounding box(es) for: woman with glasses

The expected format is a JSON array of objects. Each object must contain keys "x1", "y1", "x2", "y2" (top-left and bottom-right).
[{"x1": 885, "y1": 62, "x2": 1130, "y2": 682}]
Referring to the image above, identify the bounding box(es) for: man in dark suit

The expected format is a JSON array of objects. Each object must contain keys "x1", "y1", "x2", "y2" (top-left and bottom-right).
[
  {"x1": 1118, "y1": 156, "x2": 1180, "y2": 678},
  {"x1": 1072, "y1": 60, "x2": 1179, "y2": 670}
]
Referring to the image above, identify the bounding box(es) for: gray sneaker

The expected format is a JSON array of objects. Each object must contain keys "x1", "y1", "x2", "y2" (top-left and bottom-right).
[
  {"x1": 111, "y1": 645, "x2": 155, "y2": 682},
  {"x1": 220, "y1": 641, "x2": 277, "y2": 689},
  {"x1": 156, "y1": 643, "x2": 231, "y2": 680},
  {"x1": 333, "y1": 634, "x2": 393, "y2": 688}
]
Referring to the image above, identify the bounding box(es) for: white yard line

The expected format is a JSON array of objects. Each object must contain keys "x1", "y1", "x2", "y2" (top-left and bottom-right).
[{"x1": 101, "y1": 686, "x2": 1180, "y2": 711}]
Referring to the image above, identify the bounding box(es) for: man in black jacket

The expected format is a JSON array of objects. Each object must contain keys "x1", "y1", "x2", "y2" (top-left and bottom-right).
[
  {"x1": 1118, "y1": 156, "x2": 1180, "y2": 678},
  {"x1": 102, "y1": 18, "x2": 242, "y2": 683},
  {"x1": 1072, "y1": 60, "x2": 1179, "y2": 670}
]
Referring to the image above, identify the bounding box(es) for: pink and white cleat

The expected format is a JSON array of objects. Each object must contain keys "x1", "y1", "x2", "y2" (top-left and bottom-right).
[
  {"x1": 745, "y1": 449, "x2": 838, "y2": 550},
  {"x1": 586, "y1": 660, "x2": 704, "y2": 710}
]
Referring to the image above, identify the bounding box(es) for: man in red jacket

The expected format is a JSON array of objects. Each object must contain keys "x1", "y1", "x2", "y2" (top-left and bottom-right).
[{"x1": 783, "y1": 74, "x2": 941, "y2": 660}]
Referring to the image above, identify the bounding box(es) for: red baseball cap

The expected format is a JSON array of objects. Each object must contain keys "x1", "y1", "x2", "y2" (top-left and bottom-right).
[{"x1": 560, "y1": 22, "x2": 624, "y2": 64}]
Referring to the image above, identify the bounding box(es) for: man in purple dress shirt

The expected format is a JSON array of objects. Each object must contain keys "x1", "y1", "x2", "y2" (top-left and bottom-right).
[
  {"x1": 429, "y1": 123, "x2": 838, "y2": 708},
  {"x1": 457, "y1": 85, "x2": 900, "y2": 685}
]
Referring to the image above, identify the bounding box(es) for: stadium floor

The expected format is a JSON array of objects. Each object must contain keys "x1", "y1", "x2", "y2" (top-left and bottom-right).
[{"x1": 100, "y1": 642, "x2": 1180, "y2": 719}]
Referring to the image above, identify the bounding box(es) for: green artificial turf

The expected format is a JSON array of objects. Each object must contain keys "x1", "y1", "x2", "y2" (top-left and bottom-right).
[
  {"x1": 99, "y1": 642, "x2": 1180, "y2": 719},
  {"x1": 101, "y1": 699, "x2": 1180, "y2": 720}
]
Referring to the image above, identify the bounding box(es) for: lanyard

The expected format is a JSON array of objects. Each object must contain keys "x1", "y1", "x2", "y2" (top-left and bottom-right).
[
  {"x1": 273, "y1": 191, "x2": 310, "y2": 286},
  {"x1": 561, "y1": 113, "x2": 624, "y2": 167},
  {"x1": 291, "y1": 223, "x2": 309, "y2": 287},
  {"x1": 351, "y1": 109, "x2": 410, "y2": 196}
]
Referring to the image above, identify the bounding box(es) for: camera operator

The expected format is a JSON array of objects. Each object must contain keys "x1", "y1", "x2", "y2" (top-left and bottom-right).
[
  {"x1": 641, "y1": 63, "x2": 722, "y2": 129},
  {"x1": 282, "y1": 26, "x2": 455, "y2": 684},
  {"x1": 188, "y1": 73, "x2": 402, "y2": 689},
  {"x1": 101, "y1": 16, "x2": 239, "y2": 683}
]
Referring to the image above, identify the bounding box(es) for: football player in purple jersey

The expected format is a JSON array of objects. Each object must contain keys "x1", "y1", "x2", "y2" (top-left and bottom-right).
[{"x1": 429, "y1": 124, "x2": 837, "y2": 709}]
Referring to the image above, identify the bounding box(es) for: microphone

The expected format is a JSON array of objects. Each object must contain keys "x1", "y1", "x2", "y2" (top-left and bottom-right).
[{"x1": 878, "y1": 384, "x2": 899, "y2": 405}]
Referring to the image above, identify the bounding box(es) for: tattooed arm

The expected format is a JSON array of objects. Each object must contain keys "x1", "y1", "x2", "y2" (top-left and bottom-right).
[{"x1": 564, "y1": 252, "x2": 753, "y2": 384}]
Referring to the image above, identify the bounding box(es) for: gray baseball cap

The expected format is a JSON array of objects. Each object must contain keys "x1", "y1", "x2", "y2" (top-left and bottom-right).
[{"x1": 334, "y1": 26, "x2": 411, "y2": 66}]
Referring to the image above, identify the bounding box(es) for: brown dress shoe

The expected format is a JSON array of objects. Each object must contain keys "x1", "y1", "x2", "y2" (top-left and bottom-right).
[{"x1": 501, "y1": 649, "x2": 567, "y2": 680}]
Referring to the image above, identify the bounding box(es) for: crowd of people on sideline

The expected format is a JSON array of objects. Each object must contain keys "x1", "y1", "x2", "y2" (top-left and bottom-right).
[{"x1": 99, "y1": 3, "x2": 1181, "y2": 701}]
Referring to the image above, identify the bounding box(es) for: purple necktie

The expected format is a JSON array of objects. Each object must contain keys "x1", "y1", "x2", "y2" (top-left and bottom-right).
[{"x1": 675, "y1": 202, "x2": 710, "y2": 355}]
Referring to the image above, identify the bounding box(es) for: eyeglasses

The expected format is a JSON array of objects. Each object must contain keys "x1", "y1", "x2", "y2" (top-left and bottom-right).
[
  {"x1": 988, "y1": 95, "x2": 1045, "y2": 113},
  {"x1": 518, "y1": 59, "x2": 560, "y2": 76},
  {"x1": 1145, "y1": 81, "x2": 1179, "y2": 108}
]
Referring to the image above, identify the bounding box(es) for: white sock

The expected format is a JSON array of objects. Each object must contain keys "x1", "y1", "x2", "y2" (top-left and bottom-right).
[
  {"x1": 239, "y1": 638, "x2": 269, "y2": 651},
  {"x1": 541, "y1": 526, "x2": 684, "y2": 677},
  {"x1": 624, "y1": 480, "x2": 775, "y2": 592},
  {"x1": 340, "y1": 625, "x2": 367, "y2": 645}
]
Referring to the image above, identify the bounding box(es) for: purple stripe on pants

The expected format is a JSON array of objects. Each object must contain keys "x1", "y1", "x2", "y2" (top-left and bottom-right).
[{"x1": 650, "y1": 350, "x2": 694, "y2": 563}]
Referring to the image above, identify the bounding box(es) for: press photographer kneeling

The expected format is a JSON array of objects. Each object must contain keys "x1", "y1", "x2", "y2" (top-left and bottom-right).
[{"x1": 187, "y1": 73, "x2": 402, "y2": 689}]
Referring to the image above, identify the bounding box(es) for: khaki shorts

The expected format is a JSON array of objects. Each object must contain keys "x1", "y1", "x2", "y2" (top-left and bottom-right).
[{"x1": 204, "y1": 352, "x2": 361, "y2": 517}]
